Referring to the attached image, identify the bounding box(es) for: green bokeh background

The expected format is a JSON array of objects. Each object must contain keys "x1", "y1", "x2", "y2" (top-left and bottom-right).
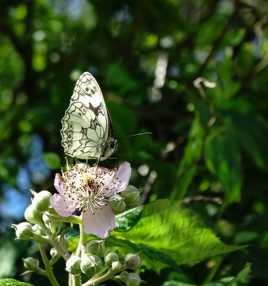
[{"x1": 1, "y1": 0, "x2": 268, "y2": 285}]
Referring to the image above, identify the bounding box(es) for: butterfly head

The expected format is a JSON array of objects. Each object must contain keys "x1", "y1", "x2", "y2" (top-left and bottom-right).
[{"x1": 102, "y1": 138, "x2": 117, "y2": 160}]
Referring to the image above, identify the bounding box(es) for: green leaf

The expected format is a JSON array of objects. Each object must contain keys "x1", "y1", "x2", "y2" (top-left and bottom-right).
[
  {"x1": 112, "y1": 200, "x2": 239, "y2": 272},
  {"x1": 43, "y1": 152, "x2": 61, "y2": 169},
  {"x1": 231, "y1": 113, "x2": 268, "y2": 169},
  {"x1": 115, "y1": 206, "x2": 143, "y2": 231},
  {"x1": 205, "y1": 128, "x2": 241, "y2": 204},
  {"x1": 171, "y1": 115, "x2": 205, "y2": 200},
  {"x1": 0, "y1": 279, "x2": 34, "y2": 286},
  {"x1": 204, "y1": 263, "x2": 251, "y2": 286}
]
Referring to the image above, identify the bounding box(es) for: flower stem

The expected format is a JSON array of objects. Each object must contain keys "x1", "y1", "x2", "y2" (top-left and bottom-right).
[
  {"x1": 39, "y1": 245, "x2": 60, "y2": 286},
  {"x1": 50, "y1": 214, "x2": 82, "y2": 225},
  {"x1": 82, "y1": 270, "x2": 113, "y2": 286},
  {"x1": 76, "y1": 214, "x2": 86, "y2": 256},
  {"x1": 72, "y1": 274, "x2": 81, "y2": 286}
]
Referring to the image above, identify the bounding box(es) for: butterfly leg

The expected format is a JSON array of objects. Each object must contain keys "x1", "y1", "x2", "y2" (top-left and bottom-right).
[{"x1": 94, "y1": 154, "x2": 101, "y2": 177}]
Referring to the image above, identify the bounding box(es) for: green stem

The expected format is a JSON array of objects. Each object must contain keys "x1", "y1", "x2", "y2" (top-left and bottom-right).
[
  {"x1": 39, "y1": 245, "x2": 60, "y2": 286},
  {"x1": 82, "y1": 270, "x2": 113, "y2": 286},
  {"x1": 203, "y1": 257, "x2": 222, "y2": 284},
  {"x1": 39, "y1": 221, "x2": 70, "y2": 261},
  {"x1": 72, "y1": 274, "x2": 81, "y2": 286},
  {"x1": 50, "y1": 214, "x2": 82, "y2": 225},
  {"x1": 76, "y1": 214, "x2": 86, "y2": 256}
]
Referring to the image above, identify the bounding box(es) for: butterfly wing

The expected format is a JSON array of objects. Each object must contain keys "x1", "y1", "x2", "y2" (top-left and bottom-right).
[{"x1": 61, "y1": 72, "x2": 112, "y2": 160}]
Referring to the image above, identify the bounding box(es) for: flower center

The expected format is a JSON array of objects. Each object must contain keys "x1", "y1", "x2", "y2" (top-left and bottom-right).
[{"x1": 62, "y1": 164, "x2": 107, "y2": 213}]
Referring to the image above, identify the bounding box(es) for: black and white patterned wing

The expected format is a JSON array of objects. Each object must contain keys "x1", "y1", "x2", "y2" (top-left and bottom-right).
[{"x1": 61, "y1": 72, "x2": 110, "y2": 160}]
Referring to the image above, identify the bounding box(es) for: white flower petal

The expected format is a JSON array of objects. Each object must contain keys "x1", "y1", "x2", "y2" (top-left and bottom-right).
[
  {"x1": 116, "y1": 162, "x2": 131, "y2": 192},
  {"x1": 50, "y1": 194, "x2": 75, "y2": 217},
  {"x1": 54, "y1": 173, "x2": 65, "y2": 194},
  {"x1": 83, "y1": 206, "x2": 116, "y2": 238}
]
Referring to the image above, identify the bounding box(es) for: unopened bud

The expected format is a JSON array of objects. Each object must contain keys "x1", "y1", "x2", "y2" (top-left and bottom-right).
[
  {"x1": 121, "y1": 185, "x2": 140, "y2": 207},
  {"x1": 109, "y1": 195, "x2": 126, "y2": 214},
  {"x1": 126, "y1": 273, "x2": 142, "y2": 286},
  {"x1": 24, "y1": 204, "x2": 42, "y2": 224},
  {"x1": 32, "y1": 224, "x2": 44, "y2": 236},
  {"x1": 50, "y1": 248, "x2": 58, "y2": 258},
  {"x1": 125, "y1": 253, "x2": 141, "y2": 270},
  {"x1": 23, "y1": 257, "x2": 40, "y2": 271},
  {"x1": 32, "y1": 190, "x2": 51, "y2": 211},
  {"x1": 80, "y1": 254, "x2": 102, "y2": 276},
  {"x1": 104, "y1": 252, "x2": 119, "y2": 266},
  {"x1": 42, "y1": 212, "x2": 51, "y2": 225},
  {"x1": 66, "y1": 255, "x2": 81, "y2": 274},
  {"x1": 87, "y1": 240, "x2": 105, "y2": 257},
  {"x1": 119, "y1": 271, "x2": 129, "y2": 283},
  {"x1": 12, "y1": 222, "x2": 32, "y2": 240},
  {"x1": 111, "y1": 261, "x2": 122, "y2": 273}
]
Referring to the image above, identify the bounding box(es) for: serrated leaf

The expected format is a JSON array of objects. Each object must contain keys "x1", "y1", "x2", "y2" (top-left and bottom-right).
[
  {"x1": 0, "y1": 279, "x2": 34, "y2": 286},
  {"x1": 205, "y1": 128, "x2": 241, "y2": 204},
  {"x1": 115, "y1": 206, "x2": 143, "y2": 231},
  {"x1": 112, "y1": 199, "x2": 239, "y2": 272}
]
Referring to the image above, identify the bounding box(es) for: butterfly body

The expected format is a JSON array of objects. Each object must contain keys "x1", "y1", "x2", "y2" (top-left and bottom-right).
[{"x1": 61, "y1": 72, "x2": 117, "y2": 160}]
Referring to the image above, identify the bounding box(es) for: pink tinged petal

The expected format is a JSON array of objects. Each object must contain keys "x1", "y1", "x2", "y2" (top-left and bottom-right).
[
  {"x1": 116, "y1": 162, "x2": 131, "y2": 192},
  {"x1": 50, "y1": 194, "x2": 76, "y2": 217},
  {"x1": 83, "y1": 206, "x2": 116, "y2": 238},
  {"x1": 54, "y1": 173, "x2": 65, "y2": 194}
]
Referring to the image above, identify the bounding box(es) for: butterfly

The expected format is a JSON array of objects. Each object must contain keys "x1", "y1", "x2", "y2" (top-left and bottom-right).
[{"x1": 61, "y1": 72, "x2": 117, "y2": 160}]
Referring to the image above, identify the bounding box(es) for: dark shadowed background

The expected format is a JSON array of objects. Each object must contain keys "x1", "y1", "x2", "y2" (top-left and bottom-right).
[{"x1": 1, "y1": 0, "x2": 268, "y2": 285}]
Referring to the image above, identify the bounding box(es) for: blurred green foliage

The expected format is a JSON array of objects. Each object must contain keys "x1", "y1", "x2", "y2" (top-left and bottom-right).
[{"x1": 1, "y1": 0, "x2": 268, "y2": 285}]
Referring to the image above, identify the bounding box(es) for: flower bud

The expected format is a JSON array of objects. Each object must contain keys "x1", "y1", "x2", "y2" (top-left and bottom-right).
[
  {"x1": 87, "y1": 240, "x2": 105, "y2": 257},
  {"x1": 125, "y1": 253, "x2": 141, "y2": 270},
  {"x1": 111, "y1": 261, "x2": 122, "y2": 273},
  {"x1": 32, "y1": 224, "x2": 44, "y2": 236},
  {"x1": 118, "y1": 271, "x2": 129, "y2": 283},
  {"x1": 80, "y1": 254, "x2": 103, "y2": 276},
  {"x1": 12, "y1": 222, "x2": 32, "y2": 240},
  {"x1": 121, "y1": 185, "x2": 140, "y2": 207},
  {"x1": 42, "y1": 212, "x2": 51, "y2": 225},
  {"x1": 66, "y1": 255, "x2": 81, "y2": 274},
  {"x1": 109, "y1": 194, "x2": 126, "y2": 214},
  {"x1": 23, "y1": 257, "x2": 40, "y2": 271},
  {"x1": 32, "y1": 190, "x2": 51, "y2": 211},
  {"x1": 50, "y1": 248, "x2": 58, "y2": 258},
  {"x1": 126, "y1": 273, "x2": 142, "y2": 286},
  {"x1": 104, "y1": 252, "x2": 119, "y2": 266},
  {"x1": 24, "y1": 204, "x2": 42, "y2": 224}
]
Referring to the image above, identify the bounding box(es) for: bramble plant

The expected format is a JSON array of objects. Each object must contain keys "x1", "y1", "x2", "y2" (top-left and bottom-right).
[{"x1": 12, "y1": 162, "x2": 143, "y2": 286}]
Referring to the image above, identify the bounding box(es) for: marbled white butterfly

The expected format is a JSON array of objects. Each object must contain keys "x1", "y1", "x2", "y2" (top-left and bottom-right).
[{"x1": 61, "y1": 72, "x2": 117, "y2": 160}]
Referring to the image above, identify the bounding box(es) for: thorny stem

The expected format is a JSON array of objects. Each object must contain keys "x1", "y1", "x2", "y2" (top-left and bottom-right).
[
  {"x1": 39, "y1": 245, "x2": 60, "y2": 286},
  {"x1": 82, "y1": 269, "x2": 114, "y2": 286}
]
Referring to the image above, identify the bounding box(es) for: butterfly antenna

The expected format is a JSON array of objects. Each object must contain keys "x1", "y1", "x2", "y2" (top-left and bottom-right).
[{"x1": 127, "y1": 131, "x2": 152, "y2": 138}]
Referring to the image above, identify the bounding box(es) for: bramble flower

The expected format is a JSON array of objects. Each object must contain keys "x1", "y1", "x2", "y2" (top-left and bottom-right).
[{"x1": 51, "y1": 162, "x2": 131, "y2": 238}]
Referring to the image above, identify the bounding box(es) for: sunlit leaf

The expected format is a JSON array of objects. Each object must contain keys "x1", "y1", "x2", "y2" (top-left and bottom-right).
[
  {"x1": 112, "y1": 200, "x2": 239, "y2": 272},
  {"x1": 0, "y1": 279, "x2": 34, "y2": 286}
]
